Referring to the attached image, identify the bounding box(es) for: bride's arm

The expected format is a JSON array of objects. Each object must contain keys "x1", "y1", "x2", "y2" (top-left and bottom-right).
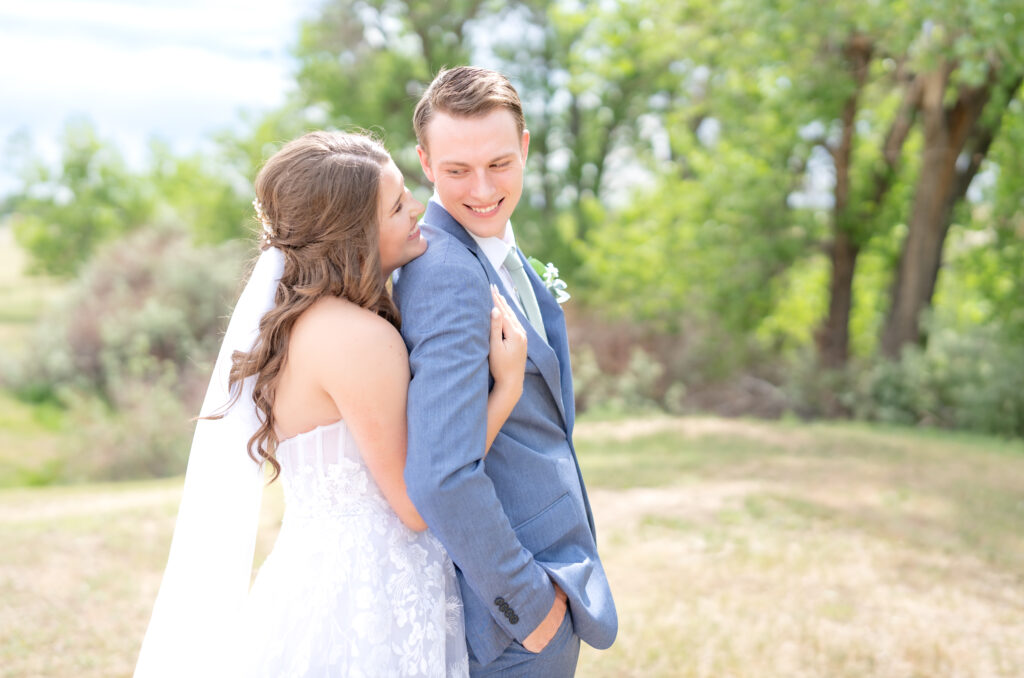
[
  {"x1": 314, "y1": 294, "x2": 525, "y2": 532},
  {"x1": 316, "y1": 307, "x2": 428, "y2": 531}
]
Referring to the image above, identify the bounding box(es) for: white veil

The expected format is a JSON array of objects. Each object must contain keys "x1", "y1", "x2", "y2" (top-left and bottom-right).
[{"x1": 134, "y1": 247, "x2": 285, "y2": 677}]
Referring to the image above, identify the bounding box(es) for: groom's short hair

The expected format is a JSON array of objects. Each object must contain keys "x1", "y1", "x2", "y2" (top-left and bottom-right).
[{"x1": 413, "y1": 66, "x2": 525, "y2": 151}]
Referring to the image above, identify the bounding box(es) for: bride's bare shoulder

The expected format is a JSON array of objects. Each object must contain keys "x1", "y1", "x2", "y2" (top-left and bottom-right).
[{"x1": 291, "y1": 296, "x2": 405, "y2": 362}]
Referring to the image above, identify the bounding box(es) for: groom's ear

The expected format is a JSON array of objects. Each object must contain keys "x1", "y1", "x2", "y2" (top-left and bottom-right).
[{"x1": 416, "y1": 145, "x2": 435, "y2": 183}]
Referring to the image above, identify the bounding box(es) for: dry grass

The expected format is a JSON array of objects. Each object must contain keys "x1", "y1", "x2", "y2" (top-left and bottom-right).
[
  {"x1": 0, "y1": 477, "x2": 285, "y2": 678},
  {"x1": 575, "y1": 417, "x2": 1024, "y2": 677},
  {"x1": 1, "y1": 416, "x2": 1022, "y2": 677}
]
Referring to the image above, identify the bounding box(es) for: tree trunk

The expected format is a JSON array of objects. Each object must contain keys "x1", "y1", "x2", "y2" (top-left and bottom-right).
[
  {"x1": 880, "y1": 66, "x2": 1003, "y2": 358},
  {"x1": 818, "y1": 230, "x2": 859, "y2": 368},
  {"x1": 816, "y1": 36, "x2": 870, "y2": 368}
]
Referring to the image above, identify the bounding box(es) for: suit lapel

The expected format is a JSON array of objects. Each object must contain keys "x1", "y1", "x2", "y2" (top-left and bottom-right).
[
  {"x1": 425, "y1": 202, "x2": 569, "y2": 429},
  {"x1": 519, "y1": 251, "x2": 574, "y2": 432},
  {"x1": 426, "y1": 200, "x2": 477, "y2": 251}
]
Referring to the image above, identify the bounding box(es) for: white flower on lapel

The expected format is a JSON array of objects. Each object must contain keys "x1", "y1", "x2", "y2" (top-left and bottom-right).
[{"x1": 528, "y1": 256, "x2": 571, "y2": 304}]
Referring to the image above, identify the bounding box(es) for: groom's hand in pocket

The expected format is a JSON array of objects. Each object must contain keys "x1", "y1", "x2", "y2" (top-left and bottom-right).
[{"x1": 521, "y1": 581, "x2": 568, "y2": 653}]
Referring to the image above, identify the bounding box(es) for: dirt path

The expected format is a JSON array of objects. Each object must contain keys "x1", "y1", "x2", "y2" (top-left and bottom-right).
[{"x1": 0, "y1": 483, "x2": 183, "y2": 524}]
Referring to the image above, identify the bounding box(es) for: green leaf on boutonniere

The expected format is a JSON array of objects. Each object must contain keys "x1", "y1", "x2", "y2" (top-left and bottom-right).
[{"x1": 527, "y1": 256, "x2": 571, "y2": 304}]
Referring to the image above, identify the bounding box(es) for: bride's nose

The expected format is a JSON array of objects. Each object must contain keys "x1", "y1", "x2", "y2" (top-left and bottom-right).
[{"x1": 410, "y1": 197, "x2": 425, "y2": 220}]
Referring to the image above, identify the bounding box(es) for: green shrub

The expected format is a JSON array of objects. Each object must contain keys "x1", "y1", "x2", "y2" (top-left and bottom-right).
[
  {"x1": 573, "y1": 345, "x2": 670, "y2": 417},
  {"x1": 786, "y1": 325, "x2": 1024, "y2": 438},
  {"x1": 13, "y1": 225, "x2": 246, "y2": 400},
  {"x1": 851, "y1": 327, "x2": 1024, "y2": 437},
  {"x1": 8, "y1": 225, "x2": 248, "y2": 480},
  {"x1": 59, "y1": 373, "x2": 195, "y2": 481}
]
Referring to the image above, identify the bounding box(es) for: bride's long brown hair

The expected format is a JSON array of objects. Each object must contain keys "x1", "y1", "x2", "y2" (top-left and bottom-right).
[{"x1": 226, "y1": 131, "x2": 399, "y2": 481}]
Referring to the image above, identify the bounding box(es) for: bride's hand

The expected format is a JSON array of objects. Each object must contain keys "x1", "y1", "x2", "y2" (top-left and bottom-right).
[{"x1": 488, "y1": 284, "x2": 527, "y2": 393}]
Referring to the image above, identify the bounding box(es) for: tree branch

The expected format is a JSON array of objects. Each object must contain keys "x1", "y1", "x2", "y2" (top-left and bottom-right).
[{"x1": 867, "y1": 71, "x2": 923, "y2": 209}]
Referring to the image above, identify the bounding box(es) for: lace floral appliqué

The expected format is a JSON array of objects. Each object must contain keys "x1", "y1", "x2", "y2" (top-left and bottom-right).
[{"x1": 228, "y1": 421, "x2": 468, "y2": 677}]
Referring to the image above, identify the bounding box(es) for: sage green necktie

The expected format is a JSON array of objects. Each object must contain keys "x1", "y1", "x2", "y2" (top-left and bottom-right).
[{"x1": 503, "y1": 248, "x2": 548, "y2": 342}]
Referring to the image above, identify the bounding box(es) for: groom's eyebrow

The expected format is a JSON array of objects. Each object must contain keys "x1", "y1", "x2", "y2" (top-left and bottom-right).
[{"x1": 439, "y1": 153, "x2": 515, "y2": 167}]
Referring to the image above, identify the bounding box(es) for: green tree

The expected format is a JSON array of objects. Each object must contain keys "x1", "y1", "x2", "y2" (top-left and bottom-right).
[
  {"x1": 736, "y1": 0, "x2": 1024, "y2": 364},
  {"x1": 580, "y1": 0, "x2": 817, "y2": 343},
  {"x1": 954, "y1": 90, "x2": 1024, "y2": 343},
  {"x1": 291, "y1": 0, "x2": 674, "y2": 272},
  {"x1": 878, "y1": 3, "x2": 1024, "y2": 357},
  {"x1": 3, "y1": 119, "x2": 156, "y2": 276},
  {"x1": 147, "y1": 140, "x2": 252, "y2": 244},
  {"x1": 496, "y1": 0, "x2": 686, "y2": 271},
  {"x1": 580, "y1": 0, "x2": 1024, "y2": 374},
  {"x1": 1, "y1": 119, "x2": 263, "y2": 273},
  {"x1": 292, "y1": 0, "x2": 490, "y2": 177}
]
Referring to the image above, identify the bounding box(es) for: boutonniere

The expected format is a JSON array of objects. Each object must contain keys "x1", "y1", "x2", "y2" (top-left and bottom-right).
[{"x1": 528, "y1": 257, "x2": 571, "y2": 304}]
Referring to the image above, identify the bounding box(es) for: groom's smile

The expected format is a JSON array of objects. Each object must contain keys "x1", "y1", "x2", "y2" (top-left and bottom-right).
[
  {"x1": 470, "y1": 200, "x2": 500, "y2": 213},
  {"x1": 468, "y1": 199, "x2": 503, "y2": 216},
  {"x1": 416, "y1": 109, "x2": 530, "y2": 239}
]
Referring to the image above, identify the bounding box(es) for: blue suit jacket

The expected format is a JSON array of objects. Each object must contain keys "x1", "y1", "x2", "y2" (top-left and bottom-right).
[{"x1": 395, "y1": 201, "x2": 617, "y2": 666}]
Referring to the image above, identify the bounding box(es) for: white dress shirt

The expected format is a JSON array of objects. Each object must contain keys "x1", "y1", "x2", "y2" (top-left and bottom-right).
[
  {"x1": 429, "y1": 195, "x2": 526, "y2": 314},
  {"x1": 467, "y1": 221, "x2": 527, "y2": 315}
]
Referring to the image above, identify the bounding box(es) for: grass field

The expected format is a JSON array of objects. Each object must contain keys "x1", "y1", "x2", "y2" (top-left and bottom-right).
[
  {"x1": 0, "y1": 392, "x2": 65, "y2": 487},
  {"x1": 0, "y1": 225, "x2": 71, "y2": 487},
  {"x1": 2, "y1": 416, "x2": 1022, "y2": 677}
]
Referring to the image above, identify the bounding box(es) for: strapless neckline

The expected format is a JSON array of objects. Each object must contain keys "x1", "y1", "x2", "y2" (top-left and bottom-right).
[{"x1": 277, "y1": 419, "x2": 346, "y2": 446}]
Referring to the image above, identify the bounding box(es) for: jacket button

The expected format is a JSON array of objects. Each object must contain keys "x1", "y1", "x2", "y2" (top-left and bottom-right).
[
  {"x1": 509, "y1": 614, "x2": 519, "y2": 624},
  {"x1": 494, "y1": 597, "x2": 505, "y2": 606},
  {"x1": 499, "y1": 603, "x2": 510, "y2": 613}
]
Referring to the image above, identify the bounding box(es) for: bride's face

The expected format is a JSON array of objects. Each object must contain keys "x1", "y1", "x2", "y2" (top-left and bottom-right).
[{"x1": 377, "y1": 159, "x2": 427, "y2": 276}]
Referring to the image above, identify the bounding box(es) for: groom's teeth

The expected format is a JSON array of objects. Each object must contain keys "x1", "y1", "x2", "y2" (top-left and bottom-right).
[{"x1": 470, "y1": 202, "x2": 499, "y2": 214}]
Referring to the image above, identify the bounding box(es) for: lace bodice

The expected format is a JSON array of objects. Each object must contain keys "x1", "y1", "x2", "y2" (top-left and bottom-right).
[
  {"x1": 230, "y1": 419, "x2": 468, "y2": 677},
  {"x1": 276, "y1": 420, "x2": 392, "y2": 524}
]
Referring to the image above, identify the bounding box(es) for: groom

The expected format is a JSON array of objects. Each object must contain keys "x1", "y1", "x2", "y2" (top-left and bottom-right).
[{"x1": 395, "y1": 66, "x2": 617, "y2": 676}]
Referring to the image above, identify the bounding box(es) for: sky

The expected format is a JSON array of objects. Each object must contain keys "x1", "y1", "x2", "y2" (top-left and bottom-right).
[{"x1": 0, "y1": 0, "x2": 318, "y2": 196}]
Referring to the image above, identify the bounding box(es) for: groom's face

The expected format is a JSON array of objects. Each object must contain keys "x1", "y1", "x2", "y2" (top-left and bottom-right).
[{"x1": 417, "y1": 109, "x2": 529, "y2": 239}]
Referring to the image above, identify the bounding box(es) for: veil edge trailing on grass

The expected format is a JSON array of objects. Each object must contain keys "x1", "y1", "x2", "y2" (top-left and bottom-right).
[{"x1": 134, "y1": 247, "x2": 284, "y2": 678}]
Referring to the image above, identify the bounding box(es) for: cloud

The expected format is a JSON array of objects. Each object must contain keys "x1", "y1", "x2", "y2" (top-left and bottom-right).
[{"x1": 0, "y1": 0, "x2": 311, "y2": 179}]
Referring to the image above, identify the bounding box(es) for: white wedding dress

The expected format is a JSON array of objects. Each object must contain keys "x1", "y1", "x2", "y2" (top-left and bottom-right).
[{"x1": 230, "y1": 419, "x2": 469, "y2": 678}]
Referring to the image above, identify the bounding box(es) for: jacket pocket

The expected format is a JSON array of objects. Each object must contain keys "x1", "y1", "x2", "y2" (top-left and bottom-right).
[{"x1": 512, "y1": 493, "x2": 577, "y2": 554}]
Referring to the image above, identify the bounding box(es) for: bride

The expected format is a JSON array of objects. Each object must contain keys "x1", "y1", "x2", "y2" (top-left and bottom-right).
[{"x1": 133, "y1": 131, "x2": 527, "y2": 677}]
